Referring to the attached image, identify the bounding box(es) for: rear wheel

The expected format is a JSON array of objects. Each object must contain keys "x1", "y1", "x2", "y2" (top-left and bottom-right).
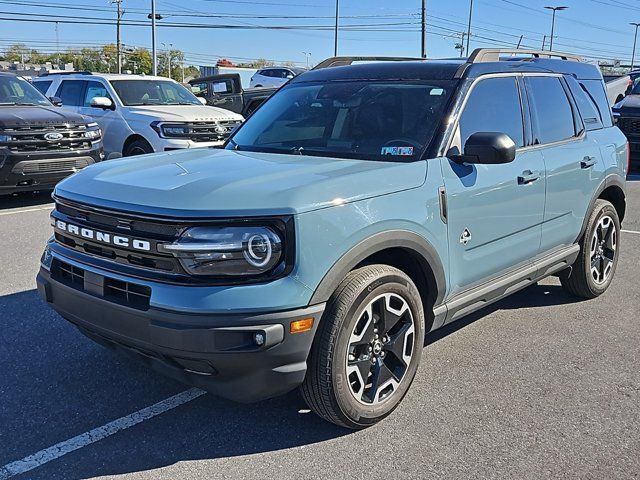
[
  {"x1": 301, "y1": 265, "x2": 424, "y2": 429},
  {"x1": 561, "y1": 199, "x2": 620, "y2": 298}
]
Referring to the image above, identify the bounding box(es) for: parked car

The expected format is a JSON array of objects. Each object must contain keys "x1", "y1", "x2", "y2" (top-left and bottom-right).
[
  {"x1": 603, "y1": 74, "x2": 631, "y2": 106},
  {"x1": 189, "y1": 73, "x2": 277, "y2": 117},
  {"x1": 38, "y1": 49, "x2": 627, "y2": 429},
  {"x1": 0, "y1": 72, "x2": 103, "y2": 196},
  {"x1": 249, "y1": 66, "x2": 306, "y2": 88},
  {"x1": 32, "y1": 73, "x2": 243, "y2": 157},
  {"x1": 613, "y1": 80, "x2": 640, "y2": 171}
]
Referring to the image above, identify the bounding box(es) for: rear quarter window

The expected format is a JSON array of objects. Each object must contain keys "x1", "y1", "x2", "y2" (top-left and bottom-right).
[
  {"x1": 565, "y1": 76, "x2": 603, "y2": 131},
  {"x1": 580, "y1": 79, "x2": 614, "y2": 128}
]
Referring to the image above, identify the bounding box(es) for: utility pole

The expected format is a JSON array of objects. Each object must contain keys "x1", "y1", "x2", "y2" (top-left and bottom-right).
[
  {"x1": 421, "y1": 0, "x2": 427, "y2": 58},
  {"x1": 465, "y1": 0, "x2": 473, "y2": 57},
  {"x1": 112, "y1": 0, "x2": 123, "y2": 74},
  {"x1": 542, "y1": 35, "x2": 547, "y2": 50},
  {"x1": 334, "y1": 0, "x2": 339, "y2": 56},
  {"x1": 151, "y1": 0, "x2": 157, "y2": 75},
  {"x1": 162, "y1": 42, "x2": 172, "y2": 79},
  {"x1": 302, "y1": 51, "x2": 311, "y2": 68},
  {"x1": 631, "y1": 22, "x2": 640, "y2": 71},
  {"x1": 544, "y1": 6, "x2": 568, "y2": 51},
  {"x1": 55, "y1": 21, "x2": 60, "y2": 66},
  {"x1": 457, "y1": 32, "x2": 466, "y2": 57}
]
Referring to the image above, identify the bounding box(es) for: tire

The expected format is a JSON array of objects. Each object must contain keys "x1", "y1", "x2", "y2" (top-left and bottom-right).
[
  {"x1": 560, "y1": 199, "x2": 621, "y2": 298},
  {"x1": 123, "y1": 138, "x2": 153, "y2": 156},
  {"x1": 301, "y1": 265, "x2": 425, "y2": 429}
]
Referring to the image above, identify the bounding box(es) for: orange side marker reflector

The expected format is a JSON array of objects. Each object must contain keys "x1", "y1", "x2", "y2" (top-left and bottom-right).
[{"x1": 290, "y1": 318, "x2": 314, "y2": 334}]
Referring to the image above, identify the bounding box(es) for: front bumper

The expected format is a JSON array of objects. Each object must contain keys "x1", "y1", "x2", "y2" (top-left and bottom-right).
[
  {"x1": 36, "y1": 261, "x2": 324, "y2": 403},
  {"x1": 0, "y1": 144, "x2": 103, "y2": 194}
]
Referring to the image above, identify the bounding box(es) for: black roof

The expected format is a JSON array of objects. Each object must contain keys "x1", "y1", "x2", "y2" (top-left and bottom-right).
[{"x1": 293, "y1": 50, "x2": 603, "y2": 84}]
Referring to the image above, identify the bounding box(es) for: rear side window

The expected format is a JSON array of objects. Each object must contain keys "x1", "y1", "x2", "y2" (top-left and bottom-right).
[
  {"x1": 33, "y1": 80, "x2": 52, "y2": 96},
  {"x1": 525, "y1": 76, "x2": 576, "y2": 145},
  {"x1": 459, "y1": 76, "x2": 524, "y2": 148},
  {"x1": 580, "y1": 80, "x2": 614, "y2": 128},
  {"x1": 565, "y1": 76, "x2": 603, "y2": 131},
  {"x1": 56, "y1": 80, "x2": 85, "y2": 106}
]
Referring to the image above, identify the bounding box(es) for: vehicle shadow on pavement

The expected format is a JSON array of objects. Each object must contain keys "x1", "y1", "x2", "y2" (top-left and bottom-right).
[
  {"x1": 425, "y1": 282, "x2": 581, "y2": 347},
  {"x1": 0, "y1": 191, "x2": 53, "y2": 210},
  {"x1": 1, "y1": 289, "x2": 351, "y2": 480}
]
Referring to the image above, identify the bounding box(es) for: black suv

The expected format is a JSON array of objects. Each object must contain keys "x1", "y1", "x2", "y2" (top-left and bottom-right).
[{"x1": 0, "y1": 72, "x2": 103, "y2": 196}]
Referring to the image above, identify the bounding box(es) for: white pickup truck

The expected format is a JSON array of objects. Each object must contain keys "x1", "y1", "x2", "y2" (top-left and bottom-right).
[
  {"x1": 33, "y1": 73, "x2": 244, "y2": 157},
  {"x1": 603, "y1": 74, "x2": 631, "y2": 107}
]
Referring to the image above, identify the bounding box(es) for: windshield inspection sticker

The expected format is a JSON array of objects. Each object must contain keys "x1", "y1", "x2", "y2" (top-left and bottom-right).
[{"x1": 381, "y1": 146, "x2": 414, "y2": 156}]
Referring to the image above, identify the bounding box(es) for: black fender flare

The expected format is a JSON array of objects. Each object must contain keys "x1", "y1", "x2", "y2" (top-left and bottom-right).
[
  {"x1": 308, "y1": 230, "x2": 447, "y2": 308},
  {"x1": 577, "y1": 174, "x2": 626, "y2": 242}
]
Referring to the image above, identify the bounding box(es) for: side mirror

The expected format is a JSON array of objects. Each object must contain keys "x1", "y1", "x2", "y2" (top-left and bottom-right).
[
  {"x1": 90, "y1": 97, "x2": 114, "y2": 110},
  {"x1": 452, "y1": 132, "x2": 516, "y2": 165},
  {"x1": 197, "y1": 97, "x2": 207, "y2": 105},
  {"x1": 49, "y1": 96, "x2": 62, "y2": 106}
]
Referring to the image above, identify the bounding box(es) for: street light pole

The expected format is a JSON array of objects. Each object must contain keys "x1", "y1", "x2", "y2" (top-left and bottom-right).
[
  {"x1": 334, "y1": 0, "x2": 339, "y2": 56},
  {"x1": 631, "y1": 22, "x2": 640, "y2": 71},
  {"x1": 151, "y1": 0, "x2": 157, "y2": 75},
  {"x1": 113, "y1": 0, "x2": 123, "y2": 74},
  {"x1": 421, "y1": 0, "x2": 427, "y2": 58},
  {"x1": 544, "y1": 6, "x2": 568, "y2": 51},
  {"x1": 302, "y1": 52, "x2": 311, "y2": 69},
  {"x1": 465, "y1": 0, "x2": 473, "y2": 57}
]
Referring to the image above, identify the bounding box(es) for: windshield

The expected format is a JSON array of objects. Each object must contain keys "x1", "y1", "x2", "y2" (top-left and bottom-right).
[
  {"x1": 0, "y1": 75, "x2": 51, "y2": 106},
  {"x1": 228, "y1": 80, "x2": 456, "y2": 161},
  {"x1": 110, "y1": 79, "x2": 202, "y2": 106}
]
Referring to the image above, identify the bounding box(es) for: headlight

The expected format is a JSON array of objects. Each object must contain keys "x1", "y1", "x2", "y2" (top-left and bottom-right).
[
  {"x1": 151, "y1": 122, "x2": 191, "y2": 138},
  {"x1": 159, "y1": 226, "x2": 284, "y2": 277},
  {"x1": 83, "y1": 128, "x2": 102, "y2": 140}
]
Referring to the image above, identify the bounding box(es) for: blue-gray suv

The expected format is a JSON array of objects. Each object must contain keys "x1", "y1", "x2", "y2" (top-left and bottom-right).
[{"x1": 37, "y1": 49, "x2": 628, "y2": 429}]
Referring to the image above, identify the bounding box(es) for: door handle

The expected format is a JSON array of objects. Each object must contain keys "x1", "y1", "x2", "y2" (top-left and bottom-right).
[
  {"x1": 518, "y1": 170, "x2": 540, "y2": 185},
  {"x1": 581, "y1": 156, "x2": 597, "y2": 168}
]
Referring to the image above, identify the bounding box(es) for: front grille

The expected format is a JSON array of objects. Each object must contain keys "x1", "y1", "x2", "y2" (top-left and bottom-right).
[
  {"x1": 187, "y1": 120, "x2": 242, "y2": 142},
  {"x1": 0, "y1": 123, "x2": 93, "y2": 152},
  {"x1": 51, "y1": 259, "x2": 151, "y2": 311},
  {"x1": 11, "y1": 157, "x2": 93, "y2": 175},
  {"x1": 617, "y1": 117, "x2": 640, "y2": 136}
]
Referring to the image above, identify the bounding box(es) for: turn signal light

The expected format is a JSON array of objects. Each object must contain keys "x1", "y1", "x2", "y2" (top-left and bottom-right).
[{"x1": 290, "y1": 318, "x2": 314, "y2": 333}]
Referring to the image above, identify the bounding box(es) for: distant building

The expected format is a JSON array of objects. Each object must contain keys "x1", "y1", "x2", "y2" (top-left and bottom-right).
[{"x1": 0, "y1": 61, "x2": 74, "y2": 78}]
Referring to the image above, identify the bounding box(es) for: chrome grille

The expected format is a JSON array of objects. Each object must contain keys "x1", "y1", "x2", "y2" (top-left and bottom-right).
[
  {"x1": 188, "y1": 120, "x2": 242, "y2": 142},
  {"x1": 12, "y1": 157, "x2": 93, "y2": 174},
  {"x1": 0, "y1": 123, "x2": 93, "y2": 152}
]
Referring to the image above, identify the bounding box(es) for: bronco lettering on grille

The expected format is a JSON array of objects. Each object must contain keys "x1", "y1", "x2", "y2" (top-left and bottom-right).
[{"x1": 55, "y1": 219, "x2": 151, "y2": 251}]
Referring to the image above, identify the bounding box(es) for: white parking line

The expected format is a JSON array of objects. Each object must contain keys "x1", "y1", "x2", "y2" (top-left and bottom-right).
[
  {"x1": 0, "y1": 205, "x2": 53, "y2": 216},
  {"x1": 0, "y1": 388, "x2": 206, "y2": 479},
  {"x1": 622, "y1": 229, "x2": 640, "y2": 235}
]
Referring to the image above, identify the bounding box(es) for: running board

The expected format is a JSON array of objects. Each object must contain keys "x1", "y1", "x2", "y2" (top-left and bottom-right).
[{"x1": 441, "y1": 244, "x2": 580, "y2": 325}]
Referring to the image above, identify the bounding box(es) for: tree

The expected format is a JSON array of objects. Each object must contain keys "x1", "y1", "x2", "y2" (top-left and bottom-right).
[
  {"x1": 3, "y1": 43, "x2": 30, "y2": 63},
  {"x1": 123, "y1": 48, "x2": 152, "y2": 74}
]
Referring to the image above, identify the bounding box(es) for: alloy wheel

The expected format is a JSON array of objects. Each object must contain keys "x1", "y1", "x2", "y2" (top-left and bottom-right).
[
  {"x1": 590, "y1": 214, "x2": 617, "y2": 285},
  {"x1": 345, "y1": 293, "x2": 416, "y2": 405}
]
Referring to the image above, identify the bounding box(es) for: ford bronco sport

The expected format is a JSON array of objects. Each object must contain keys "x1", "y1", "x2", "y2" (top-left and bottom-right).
[{"x1": 37, "y1": 49, "x2": 628, "y2": 429}]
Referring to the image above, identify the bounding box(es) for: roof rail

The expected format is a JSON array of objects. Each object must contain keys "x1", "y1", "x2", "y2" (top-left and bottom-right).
[
  {"x1": 40, "y1": 71, "x2": 93, "y2": 77},
  {"x1": 467, "y1": 48, "x2": 583, "y2": 63},
  {"x1": 313, "y1": 56, "x2": 424, "y2": 70}
]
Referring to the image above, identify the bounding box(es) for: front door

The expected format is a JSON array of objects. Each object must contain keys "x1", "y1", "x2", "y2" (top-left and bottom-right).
[
  {"x1": 441, "y1": 75, "x2": 545, "y2": 295},
  {"x1": 77, "y1": 80, "x2": 122, "y2": 157}
]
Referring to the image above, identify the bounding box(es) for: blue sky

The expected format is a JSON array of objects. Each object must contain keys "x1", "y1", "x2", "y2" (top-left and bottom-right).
[{"x1": 0, "y1": 0, "x2": 637, "y2": 67}]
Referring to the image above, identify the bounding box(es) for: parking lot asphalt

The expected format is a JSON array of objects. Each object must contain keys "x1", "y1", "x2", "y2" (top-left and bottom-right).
[{"x1": 1, "y1": 180, "x2": 639, "y2": 480}]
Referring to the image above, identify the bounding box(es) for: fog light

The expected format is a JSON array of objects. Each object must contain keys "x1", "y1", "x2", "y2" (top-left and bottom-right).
[
  {"x1": 253, "y1": 332, "x2": 265, "y2": 346},
  {"x1": 290, "y1": 318, "x2": 314, "y2": 334}
]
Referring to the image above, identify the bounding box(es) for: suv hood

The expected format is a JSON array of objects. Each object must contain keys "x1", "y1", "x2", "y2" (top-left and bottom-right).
[
  {"x1": 613, "y1": 94, "x2": 640, "y2": 116},
  {"x1": 0, "y1": 105, "x2": 90, "y2": 128},
  {"x1": 125, "y1": 104, "x2": 243, "y2": 122},
  {"x1": 55, "y1": 148, "x2": 427, "y2": 217}
]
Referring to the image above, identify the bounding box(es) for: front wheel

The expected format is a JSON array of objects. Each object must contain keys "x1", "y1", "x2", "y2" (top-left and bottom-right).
[
  {"x1": 301, "y1": 265, "x2": 424, "y2": 429},
  {"x1": 561, "y1": 199, "x2": 621, "y2": 298}
]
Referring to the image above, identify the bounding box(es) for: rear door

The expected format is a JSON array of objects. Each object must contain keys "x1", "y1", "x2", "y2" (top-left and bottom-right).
[
  {"x1": 524, "y1": 75, "x2": 603, "y2": 252},
  {"x1": 54, "y1": 80, "x2": 85, "y2": 114},
  {"x1": 441, "y1": 75, "x2": 545, "y2": 295}
]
